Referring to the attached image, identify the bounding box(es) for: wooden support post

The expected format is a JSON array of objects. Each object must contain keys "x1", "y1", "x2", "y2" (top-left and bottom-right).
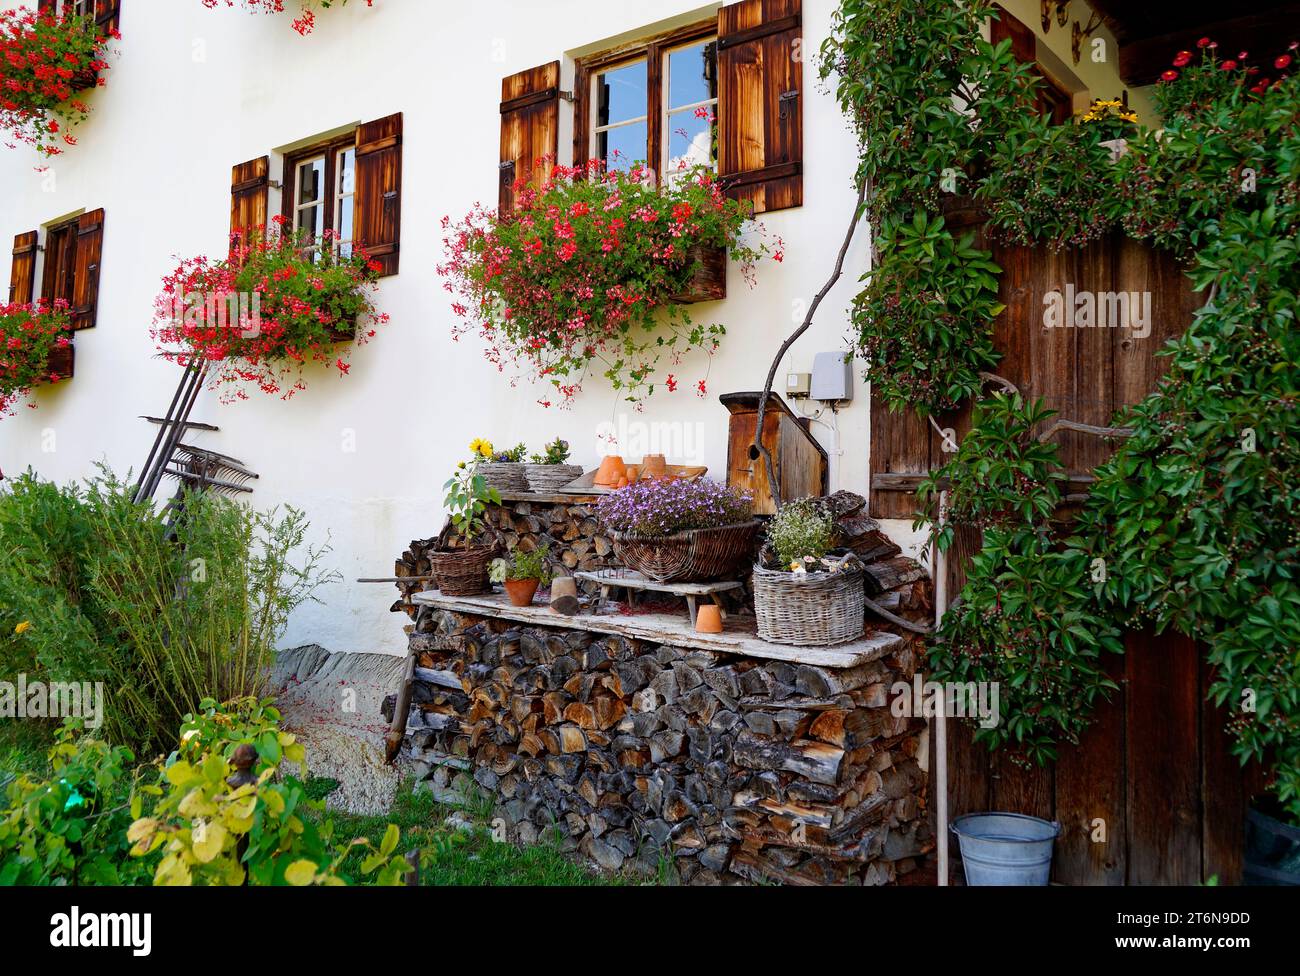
[{"x1": 384, "y1": 605, "x2": 426, "y2": 764}]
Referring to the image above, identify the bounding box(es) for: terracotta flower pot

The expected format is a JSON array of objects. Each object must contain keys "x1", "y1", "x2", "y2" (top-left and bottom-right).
[
  {"x1": 503, "y1": 578, "x2": 540, "y2": 607},
  {"x1": 695, "y1": 604, "x2": 723, "y2": 634},
  {"x1": 594, "y1": 455, "x2": 626, "y2": 487},
  {"x1": 640, "y1": 453, "x2": 667, "y2": 480}
]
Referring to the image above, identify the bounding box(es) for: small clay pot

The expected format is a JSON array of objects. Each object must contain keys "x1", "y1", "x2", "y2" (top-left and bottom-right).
[
  {"x1": 503, "y1": 578, "x2": 540, "y2": 607},
  {"x1": 625, "y1": 464, "x2": 640, "y2": 482},
  {"x1": 641, "y1": 453, "x2": 667, "y2": 480},
  {"x1": 594, "y1": 455, "x2": 626, "y2": 487},
  {"x1": 695, "y1": 604, "x2": 724, "y2": 634}
]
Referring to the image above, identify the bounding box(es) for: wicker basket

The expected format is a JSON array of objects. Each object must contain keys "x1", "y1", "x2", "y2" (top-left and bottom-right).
[
  {"x1": 428, "y1": 544, "x2": 496, "y2": 596},
  {"x1": 752, "y1": 562, "x2": 865, "y2": 646},
  {"x1": 478, "y1": 462, "x2": 528, "y2": 492},
  {"x1": 610, "y1": 520, "x2": 760, "y2": 583},
  {"x1": 523, "y1": 463, "x2": 583, "y2": 493}
]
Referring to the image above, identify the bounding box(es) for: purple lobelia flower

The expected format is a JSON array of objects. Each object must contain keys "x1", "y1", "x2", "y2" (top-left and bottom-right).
[{"x1": 596, "y1": 477, "x2": 752, "y2": 537}]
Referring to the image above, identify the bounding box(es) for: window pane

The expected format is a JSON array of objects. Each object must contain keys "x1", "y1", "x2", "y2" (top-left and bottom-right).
[
  {"x1": 337, "y1": 147, "x2": 355, "y2": 196},
  {"x1": 297, "y1": 158, "x2": 324, "y2": 204},
  {"x1": 595, "y1": 59, "x2": 647, "y2": 127},
  {"x1": 336, "y1": 198, "x2": 354, "y2": 256},
  {"x1": 667, "y1": 41, "x2": 717, "y2": 110},
  {"x1": 667, "y1": 107, "x2": 715, "y2": 174},
  {"x1": 296, "y1": 203, "x2": 322, "y2": 238},
  {"x1": 596, "y1": 120, "x2": 648, "y2": 171}
]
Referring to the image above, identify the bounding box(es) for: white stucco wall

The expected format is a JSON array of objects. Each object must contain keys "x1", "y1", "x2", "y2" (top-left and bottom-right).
[
  {"x1": 0, "y1": 0, "x2": 1141, "y2": 654},
  {"x1": 0, "y1": 0, "x2": 879, "y2": 653}
]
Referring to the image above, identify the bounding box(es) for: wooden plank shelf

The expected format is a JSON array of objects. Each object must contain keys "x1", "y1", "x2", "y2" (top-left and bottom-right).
[
  {"x1": 495, "y1": 490, "x2": 604, "y2": 504},
  {"x1": 411, "y1": 588, "x2": 903, "y2": 669}
]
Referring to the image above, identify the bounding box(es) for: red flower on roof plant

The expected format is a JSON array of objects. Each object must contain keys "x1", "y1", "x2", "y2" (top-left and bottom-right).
[
  {"x1": 0, "y1": 6, "x2": 116, "y2": 157},
  {"x1": 437, "y1": 159, "x2": 782, "y2": 406},
  {"x1": 202, "y1": 0, "x2": 374, "y2": 35},
  {"x1": 150, "y1": 222, "x2": 388, "y2": 402},
  {"x1": 0, "y1": 300, "x2": 72, "y2": 417},
  {"x1": 1156, "y1": 36, "x2": 1296, "y2": 112}
]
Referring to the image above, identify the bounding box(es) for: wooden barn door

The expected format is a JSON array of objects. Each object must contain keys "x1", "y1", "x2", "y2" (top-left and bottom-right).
[{"x1": 870, "y1": 203, "x2": 1261, "y2": 883}]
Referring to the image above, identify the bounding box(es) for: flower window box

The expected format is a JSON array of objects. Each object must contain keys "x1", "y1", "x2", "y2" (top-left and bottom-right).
[
  {"x1": 151, "y1": 222, "x2": 388, "y2": 401},
  {"x1": 440, "y1": 163, "x2": 780, "y2": 405},
  {"x1": 46, "y1": 342, "x2": 74, "y2": 381},
  {"x1": 669, "y1": 244, "x2": 727, "y2": 304}
]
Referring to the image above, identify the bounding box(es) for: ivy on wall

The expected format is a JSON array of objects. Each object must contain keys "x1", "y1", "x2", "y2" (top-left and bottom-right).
[{"x1": 824, "y1": 0, "x2": 1300, "y2": 818}]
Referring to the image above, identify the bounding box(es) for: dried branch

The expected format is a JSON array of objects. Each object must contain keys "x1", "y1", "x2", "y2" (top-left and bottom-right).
[{"x1": 753, "y1": 178, "x2": 869, "y2": 506}]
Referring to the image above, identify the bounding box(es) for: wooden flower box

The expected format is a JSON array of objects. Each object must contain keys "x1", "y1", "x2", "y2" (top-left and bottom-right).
[
  {"x1": 46, "y1": 343, "x2": 75, "y2": 382},
  {"x1": 670, "y1": 244, "x2": 726, "y2": 303},
  {"x1": 71, "y1": 68, "x2": 99, "y2": 92}
]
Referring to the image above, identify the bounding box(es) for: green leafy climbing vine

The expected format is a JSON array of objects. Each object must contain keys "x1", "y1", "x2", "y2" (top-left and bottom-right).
[{"x1": 823, "y1": 0, "x2": 1300, "y2": 817}]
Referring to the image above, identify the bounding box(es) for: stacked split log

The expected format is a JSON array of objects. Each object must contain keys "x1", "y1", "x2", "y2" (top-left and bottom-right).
[{"x1": 385, "y1": 609, "x2": 931, "y2": 885}]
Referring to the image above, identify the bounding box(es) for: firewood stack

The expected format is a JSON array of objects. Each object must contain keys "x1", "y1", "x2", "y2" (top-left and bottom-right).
[
  {"x1": 389, "y1": 500, "x2": 621, "y2": 615},
  {"x1": 390, "y1": 491, "x2": 930, "y2": 625},
  {"x1": 385, "y1": 606, "x2": 932, "y2": 885}
]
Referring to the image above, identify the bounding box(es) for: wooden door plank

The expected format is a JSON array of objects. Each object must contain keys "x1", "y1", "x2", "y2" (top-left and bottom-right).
[
  {"x1": 1125, "y1": 629, "x2": 1201, "y2": 884},
  {"x1": 1200, "y1": 653, "x2": 1249, "y2": 884},
  {"x1": 1053, "y1": 650, "x2": 1127, "y2": 884}
]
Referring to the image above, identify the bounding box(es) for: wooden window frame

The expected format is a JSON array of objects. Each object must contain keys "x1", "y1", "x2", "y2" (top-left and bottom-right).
[
  {"x1": 58, "y1": 0, "x2": 96, "y2": 17},
  {"x1": 280, "y1": 132, "x2": 357, "y2": 254},
  {"x1": 39, "y1": 215, "x2": 80, "y2": 307},
  {"x1": 573, "y1": 19, "x2": 717, "y2": 181}
]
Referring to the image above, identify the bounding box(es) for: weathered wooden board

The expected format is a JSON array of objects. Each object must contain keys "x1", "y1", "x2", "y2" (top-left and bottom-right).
[{"x1": 411, "y1": 590, "x2": 902, "y2": 670}]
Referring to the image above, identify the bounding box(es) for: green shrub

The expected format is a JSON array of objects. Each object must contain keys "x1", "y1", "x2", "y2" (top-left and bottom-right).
[
  {"x1": 0, "y1": 721, "x2": 153, "y2": 886},
  {"x1": 0, "y1": 469, "x2": 336, "y2": 752},
  {"x1": 130, "y1": 697, "x2": 409, "y2": 886}
]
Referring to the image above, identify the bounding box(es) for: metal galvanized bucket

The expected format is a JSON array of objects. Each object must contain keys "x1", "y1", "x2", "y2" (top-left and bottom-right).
[{"x1": 951, "y1": 813, "x2": 1060, "y2": 886}]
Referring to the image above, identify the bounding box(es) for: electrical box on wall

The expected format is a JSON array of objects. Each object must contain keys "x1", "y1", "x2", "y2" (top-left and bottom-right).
[
  {"x1": 811, "y1": 351, "x2": 854, "y2": 403},
  {"x1": 785, "y1": 372, "x2": 811, "y2": 398}
]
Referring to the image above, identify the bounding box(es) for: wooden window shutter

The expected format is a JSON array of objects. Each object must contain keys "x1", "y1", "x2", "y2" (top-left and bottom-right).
[
  {"x1": 354, "y1": 112, "x2": 403, "y2": 277},
  {"x1": 95, "y1": 0, "x2": 122, "y2": 35},
  {"x1": 499, "y1": 61, "x2": 560, "y2": 214},
  {"x1": 717, "y1": 0, "x2": 803, "y2": 214},
  {"x1": 71, "y1": 208, "x2": 105, "y2": 330},
  {"x1": 230, "y1": 156, "x2": 269, "y2": 253},
  {"x1": 8, "y1": 232, "x2": 38, "y2": 305}
]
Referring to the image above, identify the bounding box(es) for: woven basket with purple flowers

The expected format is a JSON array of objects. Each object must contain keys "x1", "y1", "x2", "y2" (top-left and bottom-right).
[{"x1": 597, "y1": 478, "x2": 757, "y2": 583}]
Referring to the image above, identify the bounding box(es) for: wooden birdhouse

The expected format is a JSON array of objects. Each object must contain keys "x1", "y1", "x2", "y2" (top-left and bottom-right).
[{"x1": 721, "y1": 391, "x2": 828, "y2": 515}]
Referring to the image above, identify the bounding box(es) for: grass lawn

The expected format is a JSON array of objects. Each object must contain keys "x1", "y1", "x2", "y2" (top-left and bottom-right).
[{"x1": 305, "y1": 776, "x2": 638, "y2": 886}]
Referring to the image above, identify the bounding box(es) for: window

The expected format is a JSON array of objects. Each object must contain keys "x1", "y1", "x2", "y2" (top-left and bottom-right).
[
  {"x1": 576, "y1": 22, "x2": 717, "y2": 181},
  {"x1": 281, "y1": 135, "x2": 357, "y2": 258},
  {"x1": 57, "y1": 0, "x2": 96, "y2": 18},
  {"x1": 40, "y1": 216, "x2": 79, "y2": 307},
  {"x1": 664, "y1": 39, "x2": 718, "y2": 177}
]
